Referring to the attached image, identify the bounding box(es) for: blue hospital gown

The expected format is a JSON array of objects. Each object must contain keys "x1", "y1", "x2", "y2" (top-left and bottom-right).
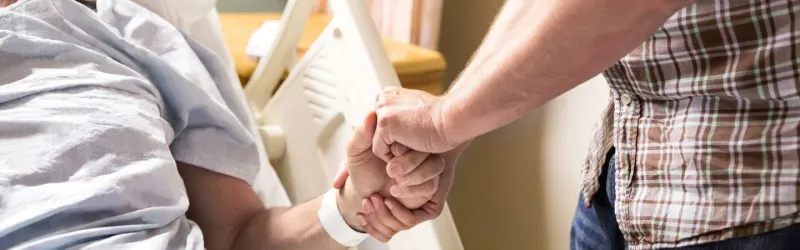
[{"x1": 0, "y1": 0, "x2": 262, "y2": 248}]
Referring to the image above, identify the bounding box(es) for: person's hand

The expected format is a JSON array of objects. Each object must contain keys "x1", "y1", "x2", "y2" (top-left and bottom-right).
[
  {"x1": 333, "y1": 146, "x2": 448, "y2": 242},
  {"x1": 372, "y1": 87, "x2": 459, "y2": 161},
  {"x1": 335, "y1": 111, "x2": 445, "y2": 210},
  {"x1": 357, "y1": 143, "x2": 469, "y2": 242}
]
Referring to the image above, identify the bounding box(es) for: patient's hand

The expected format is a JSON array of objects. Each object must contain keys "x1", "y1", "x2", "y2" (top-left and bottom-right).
[
  {"x1": 340, "y1": 111, "x2": 441, "y2": 209},
  {"x1": 334, "y1": 141, "x2": 467, "y2": 242},
  {"x1": 332, "y1": 111, "x2": 446, "y2": 242}
]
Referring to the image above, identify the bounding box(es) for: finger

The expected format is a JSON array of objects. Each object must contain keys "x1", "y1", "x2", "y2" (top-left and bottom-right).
[
  {"x1": 428, "y1": 152, "x2": 459, "y2": 207},
  {"x1": 373, "y1": 92, "x2": 399, "y2": 162},
  {"x1": 332, "y1": 166, "x2": 349, "y2": 189},
  {"x1": 372, "y1": 113, "x2": 394, "y2": 162},
  {"x1": 347, "y1": 111, "x2": 378, "y2": 159},
  {"x1": 359, "y1": 214, "x2": 391, "y2": 242},
  {"x1": 382, "y1": 198, "x2": 419, "y2": 227},
  {"x1": 396, "y1": 154, "x2": 445, "y2": 186},
  {"x1": 386, "y1": 150, "x2": 429, "y2": 179},
  {"x1": 391, "y1": 143, "x2": 410, "y2": 157},
  {"x1": 362, "y1": 198, "x2": 396, "y2": 239},
  {"x1": 368, "y1": 195, "x2": 409, "y2": 232},
  {"x1": 390, "y1": 177, "x2": 439, "y2": 198},
  {"x1": 413, "y1": 201, "x2": 444, "y2": 222}
]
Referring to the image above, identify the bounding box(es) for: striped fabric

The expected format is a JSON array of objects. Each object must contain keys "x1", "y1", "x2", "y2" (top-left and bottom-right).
[{"x1": 581, "y1": 0, "x2": 800, "y2": 249}]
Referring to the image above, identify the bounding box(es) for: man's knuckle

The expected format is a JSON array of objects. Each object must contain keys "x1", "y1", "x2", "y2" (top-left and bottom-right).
[{"x1": 376, "y1": 112, "x2": 395, "y2": 126}]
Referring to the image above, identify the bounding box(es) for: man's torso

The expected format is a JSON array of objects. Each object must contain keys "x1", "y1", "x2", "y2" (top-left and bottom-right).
[{"x1": 583, "y1": 0, "x2": 800, "y2": 248}]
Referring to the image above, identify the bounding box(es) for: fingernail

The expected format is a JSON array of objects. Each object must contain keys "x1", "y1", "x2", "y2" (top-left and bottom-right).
[
  {"x1": 390, "y1": 185, "x2": 402, "y2": 196},
  {"x1": 357, "y1": 215, "x2": 367, "y2": 226},
  {"x1": 363, "y1": 199, "x2": 373, "y2": 213},
  {"x1": 385, "y1": 200, "x2": 394, "y2": 210},
  {"x1": 389, "y1": 164, "x2": 403, "y2": 177},
  {"x1": 371, "y1": 197, "x2": 381, "y2": 208}
]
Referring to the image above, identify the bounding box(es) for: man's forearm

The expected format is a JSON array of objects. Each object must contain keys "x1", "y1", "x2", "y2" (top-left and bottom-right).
[
  {"x1": 439, "y1": 0, "x2": 695, "y2": 144},
  {"x1": 231, "y1": 182, "x2": 364, "y2": 250},
  {"x1": 449, "y1": 0, "x2": 537, "y2": 94}
]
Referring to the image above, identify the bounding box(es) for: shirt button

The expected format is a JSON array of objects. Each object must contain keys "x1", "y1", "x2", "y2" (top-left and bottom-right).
[{"x1": 621, "y1": 94, "x2": 632, "y2": 105}]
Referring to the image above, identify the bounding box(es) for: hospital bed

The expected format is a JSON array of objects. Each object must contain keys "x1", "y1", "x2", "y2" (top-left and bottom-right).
[
  {"x1": 139, "y1": 0, "x2": 463, "y2": 249},
  {"x1": 242, "y1": 0, "x2": 463, "y2": 249}
]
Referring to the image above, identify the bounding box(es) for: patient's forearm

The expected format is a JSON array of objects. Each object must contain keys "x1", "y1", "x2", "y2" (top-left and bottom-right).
[
  {"x1": 232, "y1": 181, "x2": 364, "y2": 250},
  {"x1": 440, "y1": 0, "x2": 695, "y2": 144},
  {"x1": 177, "y1": 162, "x2": 364, "y2": 250}
]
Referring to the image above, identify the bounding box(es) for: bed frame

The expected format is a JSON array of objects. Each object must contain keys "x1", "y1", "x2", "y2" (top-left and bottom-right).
[{"x1": 241, "y1": 0, "x2": 463, "y2": 249}]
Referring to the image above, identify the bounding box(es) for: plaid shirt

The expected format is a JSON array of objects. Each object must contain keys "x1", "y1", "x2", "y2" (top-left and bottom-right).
[{"x1": 581, "y1": 0, "x2": 800, "y2": 249}]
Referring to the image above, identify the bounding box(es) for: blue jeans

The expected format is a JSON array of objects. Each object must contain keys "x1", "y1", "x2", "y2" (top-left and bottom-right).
[{"x1": 570, "y1": 149, "x2": 800, "y2": 250}]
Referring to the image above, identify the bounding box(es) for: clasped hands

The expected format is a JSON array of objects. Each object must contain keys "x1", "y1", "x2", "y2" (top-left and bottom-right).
[{"x1": 333, "y1": 87, "x2": 467, "y2": 242}]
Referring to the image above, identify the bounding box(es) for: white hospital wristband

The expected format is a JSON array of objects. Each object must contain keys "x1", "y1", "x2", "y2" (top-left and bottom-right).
[{"x1": 318, "y1": 189, "x2": 368, "y2": 247}]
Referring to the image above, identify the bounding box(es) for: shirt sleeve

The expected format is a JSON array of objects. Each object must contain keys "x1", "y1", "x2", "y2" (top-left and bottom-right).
[
  {"x1": 170, "y1": 125, "x2": 260, "y2": 184},
  {"x1": 96, "y1": 0, "x2": 262, "y2": 184}
]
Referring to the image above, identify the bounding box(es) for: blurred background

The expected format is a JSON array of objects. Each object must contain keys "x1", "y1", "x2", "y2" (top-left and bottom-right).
[{"x1": 218, "y1": 0, "x2": 609, "y2": 249}]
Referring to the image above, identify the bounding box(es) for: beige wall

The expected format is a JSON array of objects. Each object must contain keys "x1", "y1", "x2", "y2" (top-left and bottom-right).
[{"x1": 438, "y1": 0, "x2": 610, "y2": 249}]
